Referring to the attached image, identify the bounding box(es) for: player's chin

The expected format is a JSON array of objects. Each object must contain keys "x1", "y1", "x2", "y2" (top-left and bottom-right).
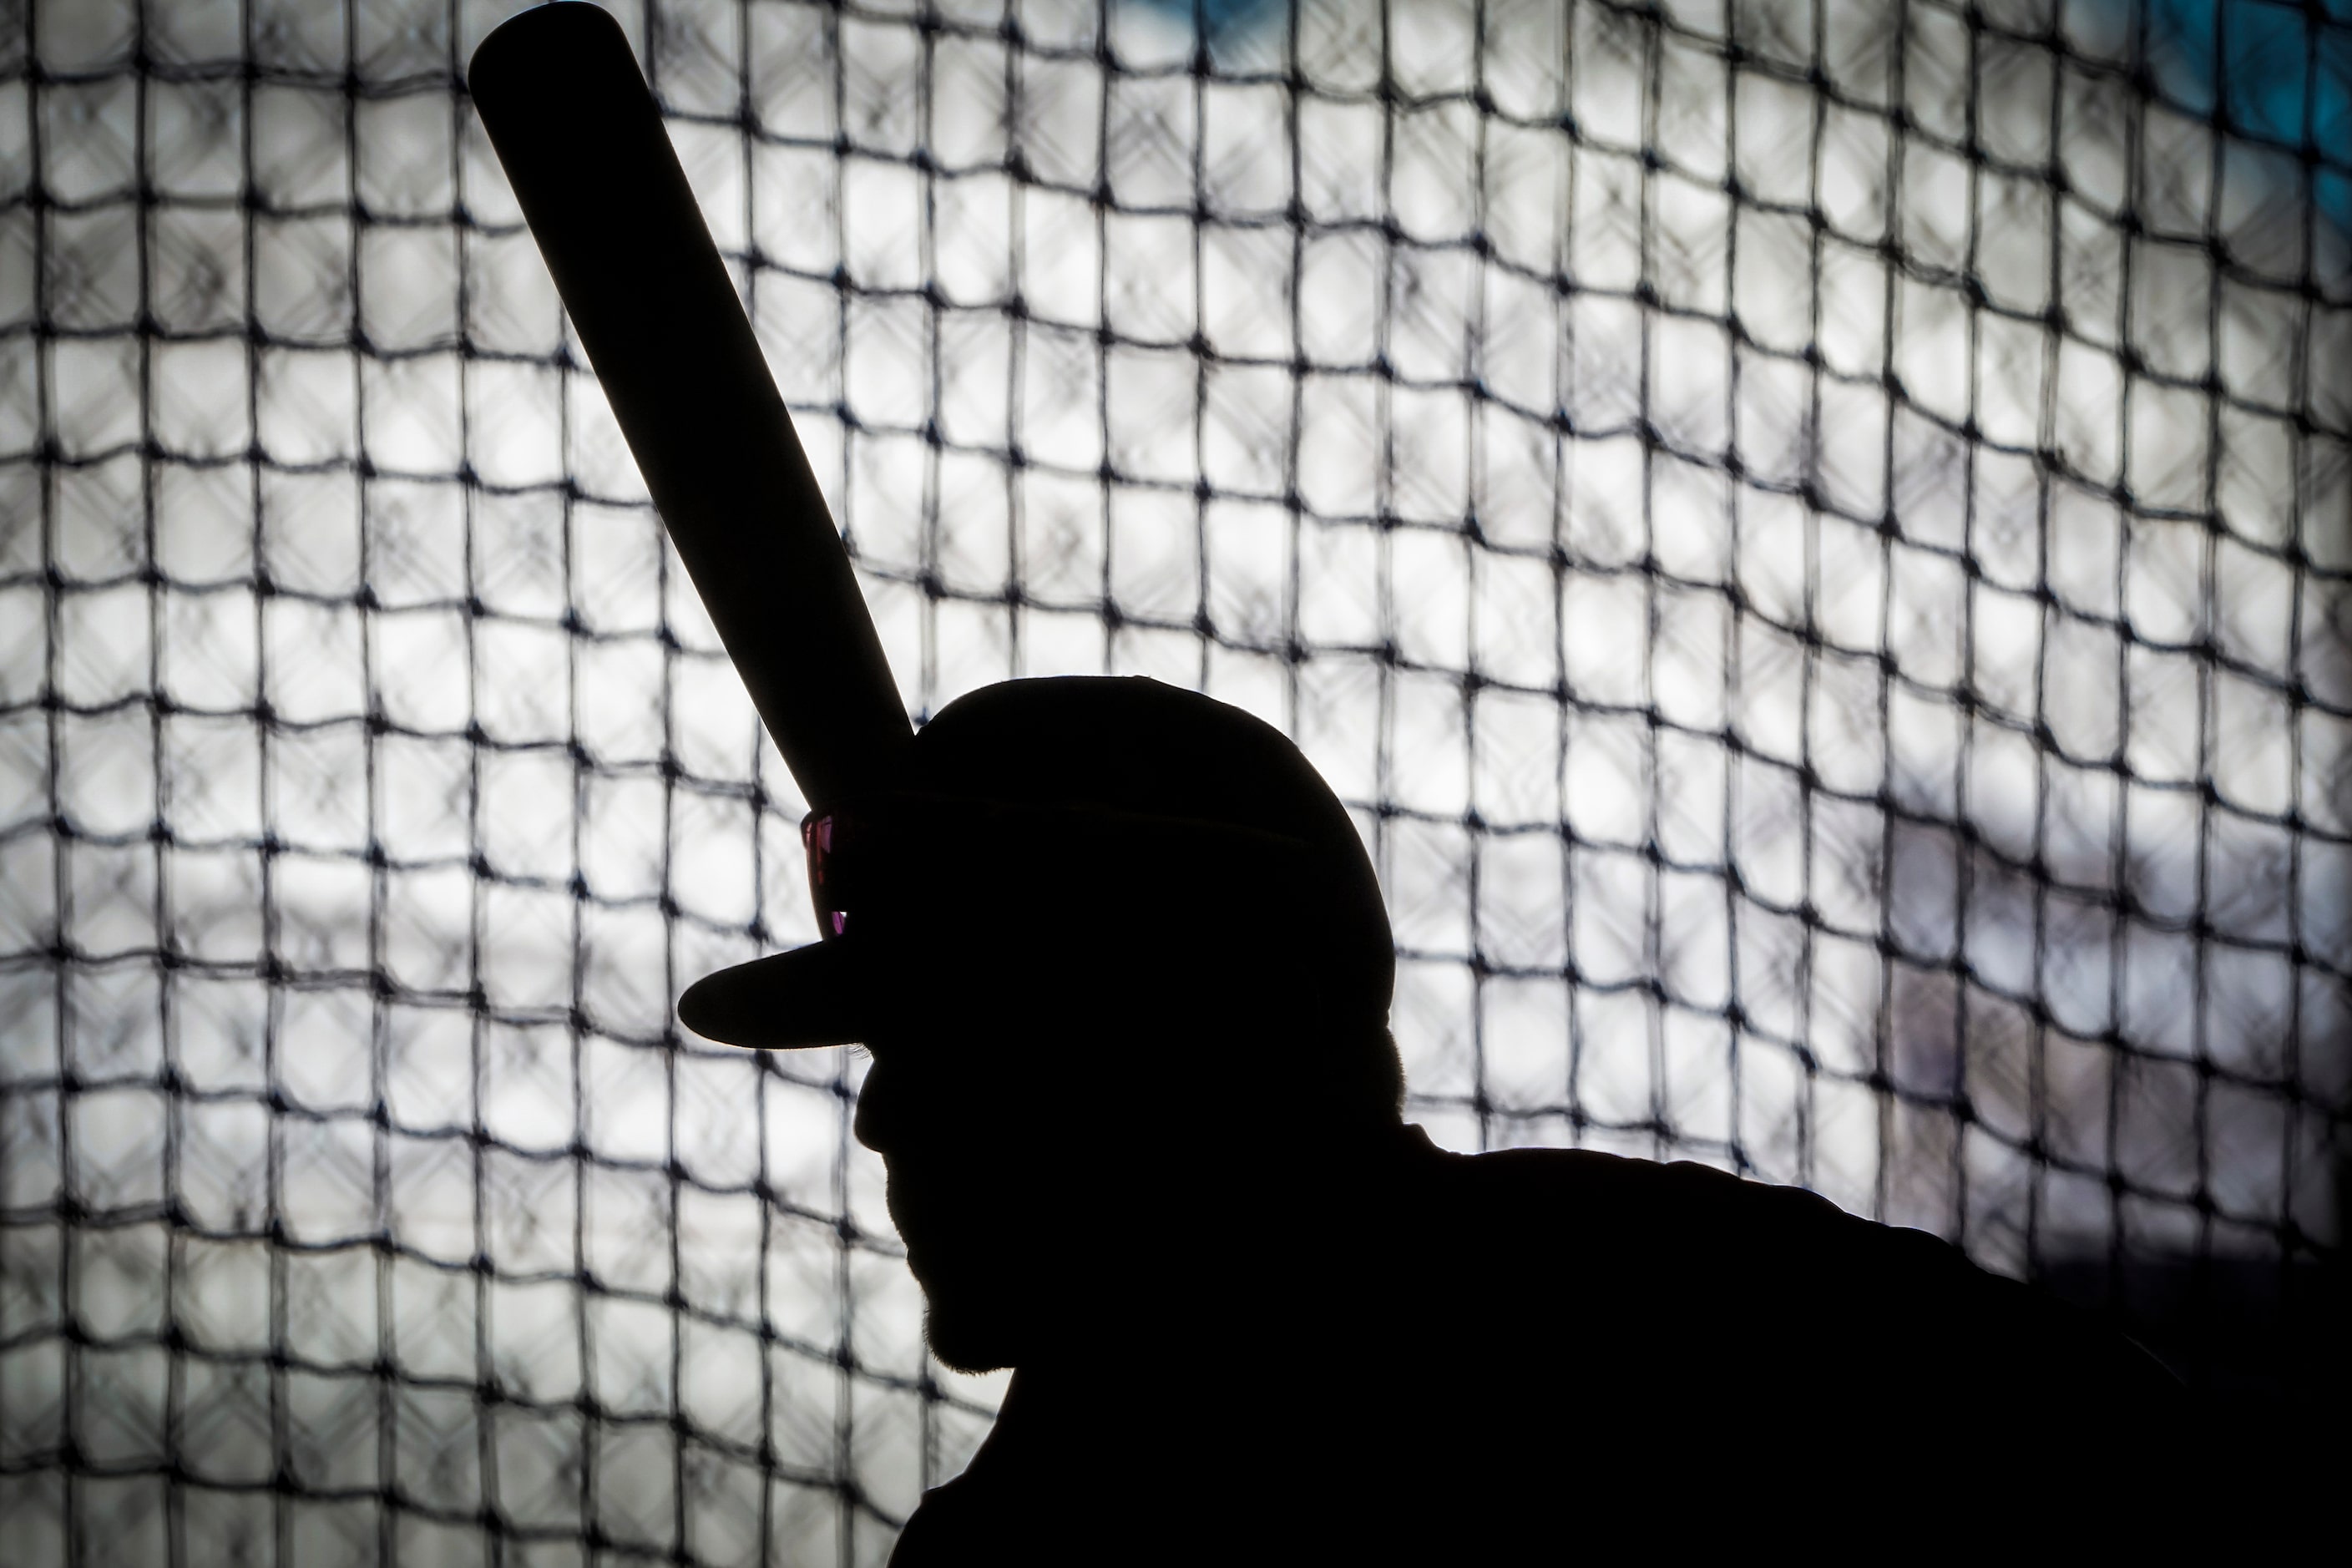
[
  {"x1": 901, "y1": 1241, "x2": 1029, "y2": 1372},
  {"x1": 920, "y1": 1301, "x2": 1022, "y2": 1375}
]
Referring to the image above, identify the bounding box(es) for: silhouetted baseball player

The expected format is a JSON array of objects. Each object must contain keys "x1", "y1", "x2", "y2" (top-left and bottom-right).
[{"x1": 471, "y1": 8, "x2": 2182, "y2": 1560}]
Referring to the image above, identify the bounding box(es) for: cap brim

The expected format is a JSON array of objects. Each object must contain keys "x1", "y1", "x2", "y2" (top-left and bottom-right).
[{"x1": 677, "y1": 940, "x2": 870, "y2": 1048}]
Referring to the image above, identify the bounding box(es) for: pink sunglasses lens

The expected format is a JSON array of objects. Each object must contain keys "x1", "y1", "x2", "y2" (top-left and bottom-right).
[{"x1": 802, "y1": 814, "x2": 848, "y2": 938}]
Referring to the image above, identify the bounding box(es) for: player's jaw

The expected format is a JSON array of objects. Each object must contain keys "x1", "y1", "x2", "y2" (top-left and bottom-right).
[{"x1": 886, "y1": 1167, "x2": 1050, "y2": 1373}]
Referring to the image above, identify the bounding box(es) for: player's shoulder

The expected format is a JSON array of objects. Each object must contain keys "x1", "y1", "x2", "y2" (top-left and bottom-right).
[
  {"x1": 1404, "y1": 1125, "x2": 1854, "y2": 1233},
  {"x1": 1395, "y1": 1124, "x2": 2007, "y2": 1304},
  {"x1": 1398, "y1": 1125, "x2": 2180, "y2": 1403}
]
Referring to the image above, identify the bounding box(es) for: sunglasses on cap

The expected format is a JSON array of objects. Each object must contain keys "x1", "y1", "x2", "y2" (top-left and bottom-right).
[{"x1": 802, "y1": 809, "x2": 858, "y2": 938}]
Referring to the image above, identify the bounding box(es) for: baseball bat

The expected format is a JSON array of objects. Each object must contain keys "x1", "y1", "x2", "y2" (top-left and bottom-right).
[{"x1": 468, "y1": 2, "x2": 909, "y2": 814}]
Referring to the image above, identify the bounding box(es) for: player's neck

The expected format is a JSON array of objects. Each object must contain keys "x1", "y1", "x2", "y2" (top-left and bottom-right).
[{"x1": 1015, "y1": 1129, "x2": 1429, "y2": 1383}]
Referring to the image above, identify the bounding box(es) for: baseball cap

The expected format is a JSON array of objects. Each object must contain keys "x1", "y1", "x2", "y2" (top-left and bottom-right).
[{"x1": 675, "y1": 677, "x2": 1393, "y2": 1050}]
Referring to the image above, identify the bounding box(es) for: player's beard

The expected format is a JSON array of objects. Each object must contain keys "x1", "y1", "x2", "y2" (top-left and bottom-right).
[
  {"x1": 907, "y1": 1242, "x2": 1034, "y2": 1373},
  {"x1": 891, "y1": 1179, "x2": 1036, "y2": 1374},
  {"x1": 920, "y1": 1302, "x2": 1014, "y2": 1375}
]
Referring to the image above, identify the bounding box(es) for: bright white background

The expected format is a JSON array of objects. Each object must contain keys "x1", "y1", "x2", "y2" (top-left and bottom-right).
[{"x1": 2, "y1": 0, "x2": 2345, "y2": 1562}]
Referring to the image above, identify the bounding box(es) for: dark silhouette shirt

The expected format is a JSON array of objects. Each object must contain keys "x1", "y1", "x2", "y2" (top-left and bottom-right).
[{"x1": 889, "y1": 1125, "x2": 2177, "y2": 1563}]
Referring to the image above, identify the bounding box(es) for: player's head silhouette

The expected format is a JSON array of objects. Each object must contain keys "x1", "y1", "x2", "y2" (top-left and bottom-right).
[{"x1": 680, "y1": 676, "x2": 1402, "y2": 1371}]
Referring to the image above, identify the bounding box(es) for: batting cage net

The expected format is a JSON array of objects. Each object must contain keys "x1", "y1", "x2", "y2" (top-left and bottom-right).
[{"x1": 3, "y1": 0, "x2": 2347, "y2": 1560}]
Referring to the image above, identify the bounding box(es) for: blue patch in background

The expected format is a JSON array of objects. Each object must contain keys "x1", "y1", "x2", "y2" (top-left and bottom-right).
[
  {"x1": 1132, "y1": 0, "x2": 1288, "y2": 33},
  {"x1": 1131, "y1": 0, "x2": 2348, "y2": 238},
  {"x1": 2115, "y1": 0, "x2": 2348, "y2": 232}
]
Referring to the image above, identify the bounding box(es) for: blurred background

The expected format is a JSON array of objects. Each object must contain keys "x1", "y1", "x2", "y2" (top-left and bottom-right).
[{"x1": 2, "y1": 0, "x2": 2346, "y2": 1561}]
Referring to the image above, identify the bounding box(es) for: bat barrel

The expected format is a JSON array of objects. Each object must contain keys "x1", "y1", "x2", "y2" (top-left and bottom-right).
[{"x1": 468, "y1": 2, "x2": 909, "y2": 813}]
